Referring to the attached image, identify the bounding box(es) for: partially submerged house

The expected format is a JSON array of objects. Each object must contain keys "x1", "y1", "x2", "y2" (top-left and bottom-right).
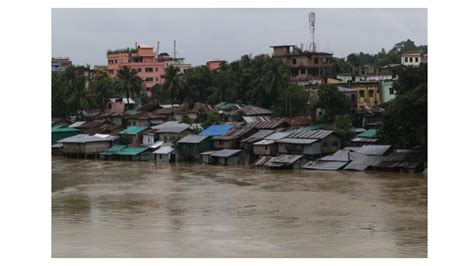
[
  {"x1": 303, "y1": 150, "x2": 353, "y2": 171},
  {"x1": 343, "y1": 145, "x2": 392, "y2": 171},
  {"x1": 52, "y1": 125, "x2": 80, "y2": 144},
  {"x1": 210, "y1": 149, "x2": 244, "y2": 166},
  {"x1": 198, "y1": 124, "x2": 234, "y2": 137},
  {"x1": 176, "y1": 135, "x2": 213, "y2": 162},
  {"x1": 276, "y1": 130, "x2": 340, "y2": 158},
  {"x1": 58, "y1": 134, "x2": 119, "y2": 158},
  {"x1": 151, "y1": 121, "x2": 193, "y2": 142},
  {"x1": 350, "y1": 129, "x2": 379, "y2": 146},
  {"x1": 101, "y1": 145, "x2": 151, "y2": 161},
  {"x1": 240, "y1": 130, "x2": 275, "y2": 162},
  {"x1": 153, "y1": 145, "x2": 176, "y2": 163},
  {"x1": 212, "y1": 126, "x2": 257, "y2": 149},
  {"x1": 263, "y1": 154, "x2": 308, "y2": 169},
  {"x1": 119, "y1": 126, "x2": 148, "y2": 146}
]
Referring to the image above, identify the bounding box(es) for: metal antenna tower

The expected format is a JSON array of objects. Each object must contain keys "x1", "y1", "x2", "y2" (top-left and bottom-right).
[{"x1": 309, "y1": 12, "x2": 316, "y2": 52}]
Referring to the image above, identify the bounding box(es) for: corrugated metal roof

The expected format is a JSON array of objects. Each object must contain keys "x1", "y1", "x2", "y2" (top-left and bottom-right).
[
  {"x1": 177, "y1": 135, "x2": 209, "y2": 144},
  {"x1": 246, "y1": 119, "x2": 287, "y2": 129},
  {"x1": 303, "y1": 160, "x2": 348, "y2": 171},
  {"x1": 68, "y1": 121, "x2": 87, "y2": 128},
  {"x1": 286, "y1": 130, "x2": 333, "y2": 140},
  {"x1": 344, "y1": 154, "x2": 385, "y2": 171},
  {"x1": 357, "y1": 145, "x2": 392, "y2": 156},
  {"x1": 357, "y1": 129, "x2": 378, "y2": 138},
  {"x1": 242, "y1": 116, "x2": 271, "y2": 123},
  {"x1": 58, "y1": 134, "x2": 118, "y2": 143},
  {"x1": 320, "y1": 150, "x2": 352, "y2": 162},
  {"x1": 153, "y1": 146, "x2": 175, "y2": 154},
  {"x1": 52, "y1": 126, "x2": 80, "y2": 133},
  {"x1": 200, "y1": 150, "x2": 217, "y2": 155},
  {"x1": 101, "y1": 145, "x2": 127, "y2": 155},
  {"x1": 254, "y1": 156, "x2": 273, "y2": 166},
  {"x1": 269, "y1": 154, "x2": 303, "y2": 164},
  {"x1": 211, "y1": 149, "x2": 242, "y2": 158},
  {"x1": 276, "y1": 138, "x2": 318, "y2": 144},
  {"x1": 264, "y1": 132, "x2": 290, "y2": 140},
  {"x1": 300, "y1": 123, "x2": 327, "y2": 131},
  {"x1": 212, "y1": 126, "x2": 255, "y2": 140},
  {"x1": 253, "y1": 139, "x2": 275, "y2": 145},
  {"x1": 149, "y1": 141, "x2": 164, "y2": 149},
  {"x1": 351, "y1": 137, "x2": 379, "y2": 143},
  {"x1": 120, "y1": 126, "x2": 148, "y2": 135},
  {"x1": 241, "y1": 130, "x2": 274, "y2": 143},
  {"x1": 198, "y1": 124, "x2": 233, "y2": 136},
  {"x1": 115, "y1": 146, "x2": 149, "y2": 156},
  {"x1": 230, "y1": 105, "x2": 273, "y2": 116}
]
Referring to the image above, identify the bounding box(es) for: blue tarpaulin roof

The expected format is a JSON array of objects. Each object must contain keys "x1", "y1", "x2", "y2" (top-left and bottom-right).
[{"x1": 198, "y1": 124, "x2": 233, "y2": 137}]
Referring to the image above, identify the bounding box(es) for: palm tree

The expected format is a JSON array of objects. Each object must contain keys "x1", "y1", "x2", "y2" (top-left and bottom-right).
[
  {"x1": 90, "y1": 70, "x2": 114, "y2": 111},
  {"x1": 116, "y1": 66, "x2": 143, "y2": 107},
  {"x1": 63, "y1": 66, "x2": 91, "y2": 119},
  {"x1": 259, "y1": 57, "x2": 289, "y2": 108},
  {"x1": 162, "y1": 65, "x2": 185, "y2": 106}
]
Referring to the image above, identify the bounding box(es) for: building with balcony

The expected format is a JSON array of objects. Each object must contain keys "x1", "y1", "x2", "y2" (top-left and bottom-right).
[
  {"x1": 106, "y1": 44, "x2": 191, "y2": 90},
  {"x1": 52, "y1": 57, "x2": 72, "y2": 72},
  {"x1": 271, "y1": 45, "x2": 334, "y2": 85},
  {"x1": 401, "y1": 50, "x2": 427, "y2": 67}
]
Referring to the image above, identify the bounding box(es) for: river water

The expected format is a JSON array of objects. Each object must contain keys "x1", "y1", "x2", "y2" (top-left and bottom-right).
[{"x1": 52, "y1": 157, "x2": 427, "y2": 258}]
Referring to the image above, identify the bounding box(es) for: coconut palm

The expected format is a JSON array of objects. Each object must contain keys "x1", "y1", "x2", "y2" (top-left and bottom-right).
[
  {"x1": 162, "y1": 65, "x2": 185, "y2": 106},
  {"x1": 63, "y1": 66, "x2": 92, "y2": 119},
  {"x1": 116, "y1": 66, "x2": 143, "y2": 106}
]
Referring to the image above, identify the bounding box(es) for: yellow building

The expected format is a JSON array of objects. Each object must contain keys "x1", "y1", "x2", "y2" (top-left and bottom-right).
[{"x1": 347, "y1": 82, "x2": 381, "y2": 108}]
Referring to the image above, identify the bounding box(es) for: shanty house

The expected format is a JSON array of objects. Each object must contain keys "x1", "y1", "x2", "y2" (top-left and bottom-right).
[
  {"x1": 350, "y1": 129, "x2": 380, "y2": 146},
  {"x1": 151, "y1": 121, "x2": 193, "y2": 142},
  {"x1": 264, "y1": 154, "x2": 308, "y2": 169},
  {"x1": 58, "y1": 134, "x2": 119, "y2": 158},
  {"x1": 276, "y1": 130, "x2": 340, "y2": 157},
  {"x1": 52, "y1": 125, "x2": 80, "y2": 144},
  {"x1": 176, "y1": 135, "x2": 213, "y2": 162},
  {"x1": 239, "y1": 130, "x2": 275, "y2": 163},
  {"x1": 119, "y1": 126, "x2": 148, "y2": 146},
  {"x1": 210, "y1": 149, "x2": 244, "y2": 166},
  {"x1": 153, "y1": 145, "x2": 176, "y2": 163},
  {"x1": 198, "y1": 124, "x2": 234, "y2": 137},
  {"x1": 212, "y1": 126, "x2": 257, "y2": 149}
]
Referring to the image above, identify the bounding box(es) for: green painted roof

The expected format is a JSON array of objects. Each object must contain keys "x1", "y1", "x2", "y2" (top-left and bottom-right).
[
  {"x1": 100, "y1": 145, "x2": 127, "y2": 155},
  {"x1": 357, "y1": 129, "x2": 378, "y2": 138},
  {"x1": 52, "y1": 125, "x2": 80, "y2": 133},
  {"x1": 216, "y1": 102, "x2": 236, "y2": 110},
  {"x1": 120, "y1": 126, "x2": 147, "y2": 135},
  {"x1": 126, "y1": 109, "x2": 141, "y2": 115},
  {"x1": 300, "y1": 124, "x2": 327, "y2": 131},
  {"x1": 115, "y1": 146, "x2": 148, "y2": 156}
]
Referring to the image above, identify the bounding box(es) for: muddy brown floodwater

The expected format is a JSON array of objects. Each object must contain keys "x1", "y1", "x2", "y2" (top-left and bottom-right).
[{"x1": 52, "y1": 157, "x2": 427, "y2": 258}]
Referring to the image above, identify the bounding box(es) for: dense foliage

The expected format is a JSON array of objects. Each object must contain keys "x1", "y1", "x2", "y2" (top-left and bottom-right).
[
  {"x1": 316, "y1": 84, "x2": 351, "y2": 123},
  {"x1": 379, "y1": 65, "x2": 427, "y2": 149}
]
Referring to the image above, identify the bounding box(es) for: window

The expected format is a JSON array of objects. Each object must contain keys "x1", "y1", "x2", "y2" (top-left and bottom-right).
[
  {"x1": 359, "y1": 91, "x2": 365, "y2": 98},
  {"x1": 314, "y1": 57, "x2": 319, "y2": 64},
  {"x1": 114, "y1": 60, "x2": 117, "y2": 64},
  {"x1": 145, "y1": 67, "x2": 153, "y2": 72},
  {"x1": 156, "y1": 78, "x2": 159, "y2": 81},
  {"x1": 108, "y1": 103, "x2": 112, "y2": 108},
  {"x1": 108, "y1": 69, "x2": 114, "y2": 74},
  {"x1": 351, "y1": 94, "x2": 356, "y2": 102},
  {"x1": 155, "y1": 68, "x2": 159, "y2": 72},
  {"x1": 292, "y1": 58, "x2": 297, "y2": 64},
  {"x1": 137, "y1": 68, "x2": 142, "y2": 72},
  {"x1": 415, "y1": 57, "x2": 419, "y2": 63},
  {"x1": 145, "y1": 77, "x2": 153, "y2": 82},
  {"x1": 368, "y1": 90, "x2": 374, "y2": 98},
  {"x1": 405, "y1": 57, "x2": 408, "y2": 62},
  {"x1": 410, "y1": 57, "x2": 413, "y2": 62},
  {"x1": 389, "y1": 87, "x2": 394, "y2": 95}
]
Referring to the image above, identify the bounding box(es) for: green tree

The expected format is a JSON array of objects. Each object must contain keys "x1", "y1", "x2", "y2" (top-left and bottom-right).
[
  {"x1": 317, "y1": 84, "x2": 351, "y2": 123},
  {"x1": 89, "y1": 70, "x2": 114, "y2": 111},
  {"x1": 203, "y1": 109, "x2": 222, "y2": 128},
  {"x1": 274, "y1": 85, "x2": 309, "y2": 117},
  {"x1": 62, "y1": 66, "x2": 92, "y2": 119},
  {"x1": 335, "y1": 114, "x2": 354, "y2": 144},
  {"x1": 116, "y1": 66, "x2": 143, "y2": 106},
  {"x1": 162, "y1": 65, "x2": 185, "y2": 106}
]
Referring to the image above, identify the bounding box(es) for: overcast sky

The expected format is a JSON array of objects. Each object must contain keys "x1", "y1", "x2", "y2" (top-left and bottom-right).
[{"x1": 52, "y1": 8, "x2": 427, "y2": 66}]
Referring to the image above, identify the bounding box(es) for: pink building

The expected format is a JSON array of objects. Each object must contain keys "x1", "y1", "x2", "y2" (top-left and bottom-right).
[
  {"x1": 206, "y1": 59, "x2": 227, "y2": 71},
  {"x1": 106, "y1": 44, "x2": 191, "y2": 90}
]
